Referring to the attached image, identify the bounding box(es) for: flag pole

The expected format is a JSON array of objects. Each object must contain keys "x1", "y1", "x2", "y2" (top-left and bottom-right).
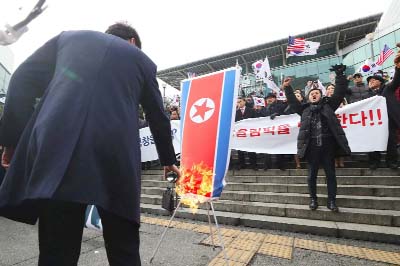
[{"x1": 149, "y1": 200, "x2": 230, "y2": 265}]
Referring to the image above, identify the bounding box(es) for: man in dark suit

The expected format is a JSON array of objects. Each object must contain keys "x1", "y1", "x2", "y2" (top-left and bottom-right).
[
  {"x1": 0, "y1": 22, "x2": 180, "y2": 266},
  {"x1": 235, "y1": 97, "x2": 257, "y2": 170}
]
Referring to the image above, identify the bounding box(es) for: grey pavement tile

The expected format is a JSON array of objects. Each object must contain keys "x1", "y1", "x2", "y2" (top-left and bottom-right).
[
  {"x1": 2, "y1": 214, "x2": 400, "y2": 266},
  {"x1": 250, "y1": 249, "x2": 390, "y2": 266},
  {"x1": 0, "y1": 218, "x2": 38, "y2": 266}
]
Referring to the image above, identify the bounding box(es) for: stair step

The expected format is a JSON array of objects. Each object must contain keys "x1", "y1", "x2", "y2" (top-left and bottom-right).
[
  {"x1": 140, "y1": 203, "x2": 400, "y2": 244},
  {"x1": 142, "y1": 168, "x2": 400, "y2": 177},
  {"x1": 219, "y1": 191, "x2": 400, "y2": 211},
  {"x1": 225, "y1": 183, "x2": 400, "y2": 197},
  {"x1": 140, "y1": 194, "x2": 400, "y2": 227},
  {"x1": 141, "y1": 190, "x2": 400, "y2": 211},
  {"x1": 142, "y1": 184, "x2": 400, "y2": 197},
  {"x1": 227, "y1": 175, "x2": 400, "y2": 186},
  {"x1": 142, "y1": 175, "x2": 400, "y2": 186}
]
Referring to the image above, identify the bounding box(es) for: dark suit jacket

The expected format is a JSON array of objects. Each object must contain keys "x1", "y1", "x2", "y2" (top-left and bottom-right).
[
  {"x1": 0, "y1": 30, "x2": 176, "y2": 224},
  {"x1": 235, "y1": 106, "x2": 256, "y2": 122}
]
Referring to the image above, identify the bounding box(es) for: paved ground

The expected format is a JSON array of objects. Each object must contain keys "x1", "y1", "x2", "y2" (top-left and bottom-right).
[{"x1": 1, "y1": 215, "x2": 400, "y2": 266}]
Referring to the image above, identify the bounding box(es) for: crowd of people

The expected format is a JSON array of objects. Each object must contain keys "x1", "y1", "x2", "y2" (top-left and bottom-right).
[{"x1": 233, "y1": 65, "x2": 400, "y2": 172}]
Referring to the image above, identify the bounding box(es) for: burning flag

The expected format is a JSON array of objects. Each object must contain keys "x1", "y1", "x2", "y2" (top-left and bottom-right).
[{"x1": 177, "y1": 68, "x2": 240, "y2": 210}]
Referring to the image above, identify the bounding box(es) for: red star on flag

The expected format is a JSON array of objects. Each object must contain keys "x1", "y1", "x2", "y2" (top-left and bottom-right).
[{"x1": 193, "y1": 100, "x2": 213, "y2": 120}]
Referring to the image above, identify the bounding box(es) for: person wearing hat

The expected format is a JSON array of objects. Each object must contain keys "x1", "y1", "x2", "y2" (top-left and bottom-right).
[
  {"x1": 283, "y1": 64, "x2": 351, "y2": 212},
  {"x1": 347, "y1": 73, "x2": 370, "y2": 104},
  {"x1": 263, "y1": 92, "x2": 290, "y2": 170},
  {"x1": 366, "y1": 55, "x2": 400, "y2": 170}
]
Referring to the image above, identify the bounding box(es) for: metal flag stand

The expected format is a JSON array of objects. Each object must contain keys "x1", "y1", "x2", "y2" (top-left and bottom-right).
[{"x1": 149, "y1": 199, "x2": 230, "y2": 266}]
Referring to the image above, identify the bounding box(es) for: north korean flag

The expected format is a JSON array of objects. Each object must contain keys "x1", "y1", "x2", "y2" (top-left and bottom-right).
[{"x1": 179, "y1": 68, "x2": 239, "y2": 199}]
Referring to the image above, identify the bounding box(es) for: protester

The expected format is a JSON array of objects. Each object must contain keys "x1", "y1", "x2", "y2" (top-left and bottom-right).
[
  {"x1": 170, "y1": 108, "x2": 180, "y2": 120},
  {"x1": 263, "y1": 93, "x2": 289, "y2": 170},
  {"x1": 326, "y1": 84, "x2": 347, "y2": 168},
  {"x1": 0, "y1": 22, "x2": 180, "y2": 265},
  {"x1": 235, "y1": 97, "x2": 257, "y2": 170},
  {"x1": 283, "y1": 64, "x2": 351, "y2": 212},
  {"x1": 293, "y1": 91, "x2": 305, "y2": 169},
  {"x1": 366, "y1": 54, "x2": 400, "y2": 170},
  {"x1": 347, "y1": 73, "x2": 370, "y2": 103}
]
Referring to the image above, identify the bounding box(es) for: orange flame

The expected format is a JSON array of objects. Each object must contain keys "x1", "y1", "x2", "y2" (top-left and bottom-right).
[{"x1": 176, "y1": 162, "x2": 213, "y2": 212}]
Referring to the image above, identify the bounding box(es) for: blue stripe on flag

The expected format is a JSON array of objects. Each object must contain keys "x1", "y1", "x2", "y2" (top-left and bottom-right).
[
  {"x1": 213, "y1": 69, "x2": 237, "y2": 197},
  {"x1": 180, "y1": 80, "x2": 191, "y2": 141}
]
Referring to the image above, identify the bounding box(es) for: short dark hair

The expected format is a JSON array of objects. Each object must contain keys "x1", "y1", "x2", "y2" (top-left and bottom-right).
[{"x1": 105, "y1": 22, "x2": 142, "y2": 49}]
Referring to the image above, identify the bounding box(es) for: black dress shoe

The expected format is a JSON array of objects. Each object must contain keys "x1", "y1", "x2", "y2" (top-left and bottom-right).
[
  {"x1": 327, "y1": 201, "x2": 339, "y2": 212},
  {"x1": 252, "y1": 165, "x2": 258, "y2": 171},
  {"x1": 309, "y1": 198, "x2": 318, "y2": 210}
]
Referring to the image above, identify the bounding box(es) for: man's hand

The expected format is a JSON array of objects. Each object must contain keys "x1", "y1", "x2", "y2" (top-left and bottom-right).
[
  {"x1": 1, "y1": 147, "x2": 15, "y2": 169},
  {"x1": 282, "y1": 77, "x2": 293, "y2": 88},
  {"x1": 164, "y1": 164, "x2": 181, "y2": 181},
  {"x1": 270, "y1": 113, "x2": 279, "y2": 120}
]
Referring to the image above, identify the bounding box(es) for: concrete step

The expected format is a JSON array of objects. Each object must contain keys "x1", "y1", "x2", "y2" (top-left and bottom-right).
[
  {"x1": 219, "y1": 191, "x2": 400, "y2": 211},
  {"x1": 140, "y1": 203, "x2": 400, "y2": 244},
  {"x1": 142, "y1": 183, "x2": 400, "y2": 197},
  {"x1": 227, "y1": 175, "x2": 400, "y2": 186},
  {"x1": 142, "y1": 167, "x2": 400, "y2": 177},
  {"x1": 231, "y1": 168, "x2": 400, "y2": 176},
  {"x1": 142, "y1": 175, "x2": 400, "y2": 186},
  {"x1": 140, "y1": 194, "x2": 400, "y2": 227},
  {"x1": 142, "y1": 191, "x2": 400, "y2": 211},
  {"x1": 225, "y1": 183, "x2": 400, "y2": 197}
]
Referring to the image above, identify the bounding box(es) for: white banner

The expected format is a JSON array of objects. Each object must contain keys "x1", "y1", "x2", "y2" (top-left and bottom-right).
[
  {"x1": 140, "y1": 96, "x2": 388, "y2": 160},
  {"x1": 140, "y1": 120, "x2": 181, "y2": 162},
  {"x1": 230, "y1": 96, "x2": 388, "y2": 154}
]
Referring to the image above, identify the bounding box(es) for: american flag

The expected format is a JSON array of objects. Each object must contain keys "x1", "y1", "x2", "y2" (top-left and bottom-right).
[
  {"x1": 287, "y1": 36, "x2": 305, "y2": 53},
  {"x1": 376, "y1": 44, "x2": 394, "y2": 66}
]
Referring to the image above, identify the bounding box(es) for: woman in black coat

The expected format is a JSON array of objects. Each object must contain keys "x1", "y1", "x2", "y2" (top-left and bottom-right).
[{"x1": 283, "y1": 65, "x2": 351, "y2": 212}]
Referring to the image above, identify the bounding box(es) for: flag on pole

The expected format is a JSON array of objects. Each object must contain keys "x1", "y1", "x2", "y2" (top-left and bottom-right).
[
  {"x1": 375, "y1": 44, "x2": 394, "y2": 66},
  {"x1": 317, "y1": 80, "x2": 326, "y2": 96},
  {"x1": 286, "y1": 36, "x2": 320, "y2": 57},
  {"x1": 251, "y1": 55, "x2": 280, "y2": 94},
  {"x1": 358, "y1": 59, "x2": 381, "y2": 76},
  {"x1": 253, "y1": 96, "x2": 265, "y2": 107},
  {"x1": 178, "y1": 68, "x2": 240, "y2": 209},
  {"x1": 187, "y1": 72, "x2": 196, "y2": 78}
]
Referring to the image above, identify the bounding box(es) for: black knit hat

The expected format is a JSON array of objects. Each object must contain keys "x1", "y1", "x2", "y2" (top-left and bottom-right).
[{"x1": 367, "y1": 75, "x2": 385, "y2": 84}]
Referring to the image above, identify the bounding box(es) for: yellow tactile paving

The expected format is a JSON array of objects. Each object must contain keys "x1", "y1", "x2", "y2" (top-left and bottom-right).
[
  {"x1": 362, "y1": 248, "x2": 400, "y2": 265},
  {"x1": 216, "y1": 247, "x2": 256, "y2": 264},
  {"x1": 141, "y1": 216, "x2": 400, "y2": 266},
  {"x1": 294, "y1": 238, "x2": 327, "y2": 252},
  {"x1": 326, "y1": 243, "x2": 367, "y2": 259},
  {"x1": 140, "y1": 216, "x2": 152, "y2": 223},
  {"x1": 220, "y1": 228, "x2": 242, "y2": 238},
  {"x1": 258, "y1": 242, "x2": 293, "y2": 260},
  {"x1": 264, "y1": 234, "x2": 294, "y2": 246},
  {"x1": 229, "y1": 238, "x2": 262, "y2": 251},
  {"x1": 171, "y1": 222, "x2": 198, "y2": 231},
  {"x1": 236, "y1": 232, "x2": 265, "y2": 242},
  {"x1": 192, "y1": 224, "x2": 217, "y2": 234},
  {"x1": 201, "y1": 235, "x2": 235, "y2": 247},
  {"x1": 208, "y1": 257, "x2": 246, "y2": 266}
]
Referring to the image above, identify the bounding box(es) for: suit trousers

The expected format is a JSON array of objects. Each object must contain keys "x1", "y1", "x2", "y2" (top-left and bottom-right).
[
  {"x1": 38, "y1": 200, "x2": 141, "y2": 266},
  {"x1": 368, "y1": 119, "x2": 398, "y2": 165},
  {"x1": 238, "y1": 151, "x2": 257, "y2": 168},
  {"x1": 305, "y1": 137, "x2": 337, "y2": 201}
]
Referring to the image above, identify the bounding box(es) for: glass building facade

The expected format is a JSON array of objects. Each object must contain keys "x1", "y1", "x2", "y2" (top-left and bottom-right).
[
  {"x1": 0, "y1": 45, "x2": 13, "y2": 96},
  {"x1": 241, "y1": 20, "x2": 400, "y2": 97}
]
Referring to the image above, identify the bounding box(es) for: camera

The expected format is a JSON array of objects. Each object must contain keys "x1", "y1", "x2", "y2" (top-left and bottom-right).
[{"x1": 166, "y1": 171, "x2": 178, "y2": 183}]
